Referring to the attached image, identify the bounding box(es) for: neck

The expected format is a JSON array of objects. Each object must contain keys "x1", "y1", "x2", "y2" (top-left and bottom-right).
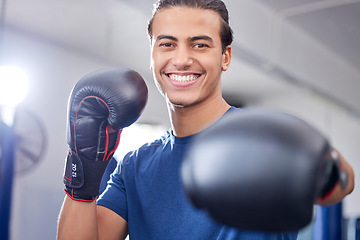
[{"x1": 168, "y1": 96, "x2": 230, "y2": 137}]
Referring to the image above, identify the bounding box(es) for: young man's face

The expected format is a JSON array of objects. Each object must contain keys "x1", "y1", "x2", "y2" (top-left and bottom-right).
[{"x1": 150, "y1": 7, "x2": 231, "y2": 108}]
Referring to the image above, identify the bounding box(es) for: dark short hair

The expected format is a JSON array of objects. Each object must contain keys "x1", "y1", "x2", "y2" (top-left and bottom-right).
[{"x1": 147, "y1": 0, "x2": 233, "y2": 52}]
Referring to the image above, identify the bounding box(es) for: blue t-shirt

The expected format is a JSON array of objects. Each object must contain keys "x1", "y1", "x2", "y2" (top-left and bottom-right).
[{"x1": 97, "y1": 107, "x2": 298, "y2": 240}]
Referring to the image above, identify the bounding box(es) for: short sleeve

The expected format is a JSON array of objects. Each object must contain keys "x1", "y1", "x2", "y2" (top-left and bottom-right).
[{"x1": 97, "y1": 153, "x2": 131, "y2": 221}]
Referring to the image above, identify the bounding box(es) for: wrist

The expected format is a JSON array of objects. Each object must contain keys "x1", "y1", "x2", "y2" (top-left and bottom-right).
[
  {"x1": 64, "y1": 188, "x2": 96, "y2": 202},
  {"x1": 63, "y1": 150, "x2": 110, "y2": 201},
  {"x1": 318, "y1": 149, "x2": 348, "y2": 201}
]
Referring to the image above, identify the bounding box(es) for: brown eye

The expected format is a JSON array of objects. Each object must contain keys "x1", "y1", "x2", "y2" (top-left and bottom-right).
[
  {"x1": 159, "y1": 43, "x2": 174, "y2": 47},
  {"x1": 194, "y1": 43, "x2": 209, "y2": 49}
]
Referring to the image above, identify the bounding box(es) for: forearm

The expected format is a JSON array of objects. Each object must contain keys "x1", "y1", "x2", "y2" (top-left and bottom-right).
[
  {"x1": 57, "y1": 195, "x2": 99, "y2": 240},
  {"x1": 317, "y1": 148, "x2": 355, "y2": 206}
]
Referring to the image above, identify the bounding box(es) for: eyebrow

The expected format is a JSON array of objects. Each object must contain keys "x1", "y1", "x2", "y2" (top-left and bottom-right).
[
  {"x1": 155, "y1": 35, "x2": 214, "y2": 43},
  {"x1": 156, "y1": 35, "x2": 178, "y2": 42},
  {"x1": 189, "y1": 35, "x2": 214, "y2": 43}
]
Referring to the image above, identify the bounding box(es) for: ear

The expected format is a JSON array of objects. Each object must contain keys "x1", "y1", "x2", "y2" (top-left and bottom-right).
[{"x1": 221, "y1": 46, "x2": 232, "y2": 71}]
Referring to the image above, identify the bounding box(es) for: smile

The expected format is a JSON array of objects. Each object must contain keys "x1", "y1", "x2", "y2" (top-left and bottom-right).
[{"x1": 167, "y1": 73, "x2": 200, "y2": 82}]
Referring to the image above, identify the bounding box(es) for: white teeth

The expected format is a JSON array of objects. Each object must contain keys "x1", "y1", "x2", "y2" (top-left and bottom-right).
[{"x1": 169, "y1": 74, "x2": 198, "y2": 82}]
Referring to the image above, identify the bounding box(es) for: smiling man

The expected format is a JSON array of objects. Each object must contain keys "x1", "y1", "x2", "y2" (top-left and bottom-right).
[
  {"x1": 149, "y1": 5, "x2": 232, "y2": 138},
  {"x1": 57, "y1": 1, "x2": 354, "y2": 239}
]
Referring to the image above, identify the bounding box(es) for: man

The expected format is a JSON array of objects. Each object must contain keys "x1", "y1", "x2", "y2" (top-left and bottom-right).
[{"x1": 57, "y1": 0, "x2": 354, "y2": 239}]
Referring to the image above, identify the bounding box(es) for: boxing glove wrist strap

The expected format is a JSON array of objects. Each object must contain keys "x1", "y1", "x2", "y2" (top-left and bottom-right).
[
  {"x1": 63, "y1": 150, "x2": 110, "y2": 201},
  {"x1": 319, "y1": 149, "x2": 348, "y2": 200}
]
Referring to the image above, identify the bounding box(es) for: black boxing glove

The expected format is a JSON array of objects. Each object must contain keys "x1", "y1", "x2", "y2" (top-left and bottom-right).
[
  {"x1": 181, "y1": 109, "x2": 345, "y2": 231},
  {"x1": 63, "y1": 67, "x2": 147, "y2": 202}
]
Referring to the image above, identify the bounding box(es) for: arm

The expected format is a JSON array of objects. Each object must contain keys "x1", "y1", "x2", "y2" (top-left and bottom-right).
[
  {"x1": 57, "y1": 68, "x2": 147, "y2": 240},
  {"x1": 97, "y1": 205, "x2": 128, "y2": 240},
  {"x1": 57, "y1": 196, "x2": 98, "y2": 240},
  {"x1": 57, "y1": 196, "x2": 128, "y2": 240},
  {"x1": 316, "y1": 148, "x2": 355, "y2": 206}
]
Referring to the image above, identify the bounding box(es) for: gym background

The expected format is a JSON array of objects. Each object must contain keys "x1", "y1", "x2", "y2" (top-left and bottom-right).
[{"x1": 0, "y1": 0, "x2": 359, "y2": 239}]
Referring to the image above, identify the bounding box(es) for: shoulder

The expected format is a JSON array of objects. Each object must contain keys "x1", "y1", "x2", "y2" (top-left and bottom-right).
[{"x1": 121, "y1": 129, "x2": 172, "y2": 165}]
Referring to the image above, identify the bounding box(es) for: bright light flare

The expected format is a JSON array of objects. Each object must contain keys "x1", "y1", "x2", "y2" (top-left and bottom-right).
[{"x1": 0, "y1": 65, "x2": 29, "y2": 106}]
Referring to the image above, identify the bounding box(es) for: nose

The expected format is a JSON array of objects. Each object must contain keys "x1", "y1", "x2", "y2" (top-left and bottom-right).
[{"x1": 172, "y1": 46, "x2": 193, "y2": 69}]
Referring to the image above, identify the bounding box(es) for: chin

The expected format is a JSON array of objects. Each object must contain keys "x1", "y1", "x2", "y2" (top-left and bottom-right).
[
  {"x1": 167, "y1": 99, "x2": 200, "y2": 109},
  {"x1": 165, "y1": 92, "x2": 203, "y2": 109}
]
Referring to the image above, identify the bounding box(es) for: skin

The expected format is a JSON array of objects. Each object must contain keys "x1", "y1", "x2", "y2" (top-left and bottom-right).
[{"x1": 57, "y1": 6, "x2": 354, "y2": 240}]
